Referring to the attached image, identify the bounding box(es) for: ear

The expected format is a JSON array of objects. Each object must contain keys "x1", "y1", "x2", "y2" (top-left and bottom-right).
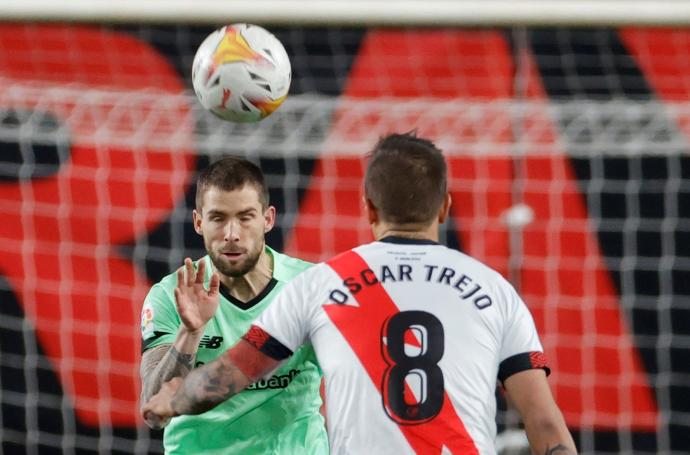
[
  {"x1": 438, "y1": 193, "x2": 452, "y2": 224},
  {"x1": 192, "y1": 209, "x2": 203, "y2": 235},
  {"x1": 364, "y1": 197, "x2": 379, "y2": 225},
  {"x1": 263, "y1": 205, "x2": 276, "y2": 233}
]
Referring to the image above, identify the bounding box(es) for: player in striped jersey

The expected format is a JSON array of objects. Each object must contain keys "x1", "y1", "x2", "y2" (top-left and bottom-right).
[{"x1": 143, "y1": 133, "x2": 576, "y2": 454}]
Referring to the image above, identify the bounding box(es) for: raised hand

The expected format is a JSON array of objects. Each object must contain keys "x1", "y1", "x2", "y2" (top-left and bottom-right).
[{"x1": 174, "y1": 258, "x2": 220, "y2": 333}]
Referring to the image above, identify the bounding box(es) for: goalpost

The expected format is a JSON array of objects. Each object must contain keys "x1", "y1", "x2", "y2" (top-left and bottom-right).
[
  {"x1": 4, "y1": 1, "x2": 690, "y2": 26},
  {"x1": 1, "y1": 2, "x2": 688, "y2": 454}
]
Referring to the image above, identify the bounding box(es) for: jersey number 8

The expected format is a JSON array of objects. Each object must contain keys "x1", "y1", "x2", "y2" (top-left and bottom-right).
[{"x1": 382, "y1": 311, "x2": 445, "y2": 425}]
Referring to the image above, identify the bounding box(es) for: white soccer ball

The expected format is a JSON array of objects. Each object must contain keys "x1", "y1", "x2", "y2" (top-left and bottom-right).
[{"x1": 192, "y1": 24, "x2": 291, "y2": 123}]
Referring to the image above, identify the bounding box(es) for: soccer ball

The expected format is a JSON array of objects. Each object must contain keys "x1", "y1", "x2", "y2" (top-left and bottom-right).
[{"x1": 192, "y1": 24, "x2": 291, "y2": 123}]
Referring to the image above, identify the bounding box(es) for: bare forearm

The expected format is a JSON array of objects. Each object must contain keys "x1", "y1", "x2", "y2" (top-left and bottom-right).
[
  {"x1": 140, "y1": 328, "x2": 204, "y2": 402},
  {"x1": 503, "y1": 370, "x2": 577, "y2": 455},
  {"x1": 169, "y1": 354, "x2": 252, "y2": 416},
  {"x1": 525, "y1": 417, "x2": 577, "y2": 455}
]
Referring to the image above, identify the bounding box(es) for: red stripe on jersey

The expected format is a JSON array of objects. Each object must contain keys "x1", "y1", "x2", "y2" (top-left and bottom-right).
[
  {"x1": 324, "y1": 250, "x2": 479, "y2": 454},
  {"x1": 243, "y1": 325, "x2": 270, "y2": 350}
]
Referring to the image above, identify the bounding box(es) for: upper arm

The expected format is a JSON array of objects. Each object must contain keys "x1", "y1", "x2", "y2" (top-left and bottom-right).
[
  {"x1": 139, "y1": 343, "x2": 172, "y2": 402},
  {"x1": 497, "y1": 280, "x2": 550, "y2": 384},
  {"x1": 498, "y1": 281, "x2": 544, "y2": 361},
  {"x1": 139, "y1": 343, "x2": 171, "y2": 378},
  {"x1": 140, "y1": 284, "x2": 180, "y2": 352},
  {"x1": 498, "y1": 281, "x2": 576, "y2": 453},
  {"x1": 503, "y1": 369, "x2": 560, "y2": 423}
]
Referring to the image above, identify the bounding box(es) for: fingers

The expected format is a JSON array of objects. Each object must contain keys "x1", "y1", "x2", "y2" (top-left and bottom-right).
[
  {"x1": 209, "y1": 273, "x2": 220, "y2": 296},
  {"x1": 185, "y1": 258, "x2": 195, "y2": 287},
  {"x1": 177, "y1": 258, "x2": 213, "y2": 292},
  {"x1": 196, "y1": 259, "x2": 206, "y2": 284},
  {"x1": 176, "y1": 266, "x2": 184, "y2": 290},
  {"x1": 174, "y1": 287, "x2": 184, "y2": 312}
]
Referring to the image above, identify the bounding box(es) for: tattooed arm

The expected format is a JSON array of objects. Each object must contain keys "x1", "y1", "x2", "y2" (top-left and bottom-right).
[
  {"x1": 142, "y1": 339, "x2": 280, "y2": 426},
  {"x1": 504, "y1": 369, "x2": 578, "y2": 455},
  {"x1": 139, "y1": 329, "x2": 203, "y2": 403},
  {"x1": 170, "y1": 347, "x2": 251, "y2": 415},
  {"x1": 139, "y1": 258, "x2": 220, "y2": 425}
]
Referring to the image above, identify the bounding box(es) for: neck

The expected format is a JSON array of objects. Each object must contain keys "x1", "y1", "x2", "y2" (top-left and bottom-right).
[
  {"x1": 217, "y1": 247, "x2": 274, "y2": 302},
  {"x1": 374, "y1": 221, "x2": 440, "y2": 242}
]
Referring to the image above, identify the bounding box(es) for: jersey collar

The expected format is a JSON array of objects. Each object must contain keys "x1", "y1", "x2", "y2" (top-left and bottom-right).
[
  {"x1": 265, "y1": 245, "x2": 289, "y2": 283},
  {"x1": 203, "y1": 245, "x2": 283, "y2": 311},
  {"x1": 218, "y1": 278, "x2": 278, "y2": 311},
  {"x1": 378, "y1": 235, "x2": 439, "y2": 245}
]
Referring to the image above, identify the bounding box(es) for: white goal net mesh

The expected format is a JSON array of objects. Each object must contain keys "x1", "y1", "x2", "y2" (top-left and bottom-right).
[{"x1": 0, "y1": 23, "x2": 689, "y2": 454}]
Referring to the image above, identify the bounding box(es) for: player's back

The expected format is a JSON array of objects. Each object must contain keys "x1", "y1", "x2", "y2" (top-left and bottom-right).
[{"x1": 303, "y1": 237, "x2": 546, "y2": 454}]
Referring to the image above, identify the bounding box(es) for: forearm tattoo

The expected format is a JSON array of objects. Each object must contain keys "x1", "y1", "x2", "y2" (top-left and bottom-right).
[
  {"x1": 170, "y1": 357, "x2": 246, "y2": 416},
  {"x1": 544, "y1": 444, "x2": 576, "y2": 455},
  {"x1": 140, "y1": 345, "x2": 195, "y2": 402}
]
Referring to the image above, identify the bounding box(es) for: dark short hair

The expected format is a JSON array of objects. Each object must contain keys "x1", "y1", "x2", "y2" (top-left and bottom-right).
[
  {"x1": 364, "y1": 132, "x2": 447, "y2": 224},
  {"x1": 195, "y1": 157, "x2": 269, "y2": 211}
]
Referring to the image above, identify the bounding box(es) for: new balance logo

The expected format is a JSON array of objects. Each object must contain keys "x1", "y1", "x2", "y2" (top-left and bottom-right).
[{"x1": 199, "y1": 336, "x2": 223, "y2": 349}]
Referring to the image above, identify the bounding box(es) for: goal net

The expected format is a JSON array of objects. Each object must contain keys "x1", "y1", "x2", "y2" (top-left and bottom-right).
[{"x1": 0, "y1": 12, "x2": 688, "y2": 455}]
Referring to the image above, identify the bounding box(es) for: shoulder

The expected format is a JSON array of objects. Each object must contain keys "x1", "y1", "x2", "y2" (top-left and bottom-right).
[
  {"x1": 270, "y1": 248, "x2": 314, "y2": 280},
  {"x1": 440, "y1": 244, "x2": 508, "y2": 282},
  {"x1": 442, "y1": 247, "x2": 524, "y2": 310},
  {"x1": 427, "y1": 244, "x2": 520, "y2": 302},
  {"x1": 147, "y1": 268, "x2": 178, "y2": 297}
]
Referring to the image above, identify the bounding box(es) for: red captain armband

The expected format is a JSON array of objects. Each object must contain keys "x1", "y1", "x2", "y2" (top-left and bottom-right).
[
  {"x1": 497, "y1": 351, "x2": 551, "y2": 385},
  {"x1": 529, "y1": 351, "x2": 548, "y2": 370},
  {"x1": 242, "y1": 325, "x2": 293, "y2": 360},
  {"x1": 227, "y1": 325, "x2": 294, "y2": 381},
  {"x1": 243, "y1": 325, "x2": 271, "y2": 350}
]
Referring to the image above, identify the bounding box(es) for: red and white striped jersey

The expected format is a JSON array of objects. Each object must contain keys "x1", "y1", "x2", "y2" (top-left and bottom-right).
[{"x1": 250, "y1": 236, "x2": 549, "y2": 454}]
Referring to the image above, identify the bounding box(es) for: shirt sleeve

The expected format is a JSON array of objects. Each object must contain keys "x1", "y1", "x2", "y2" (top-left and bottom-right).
[
  {"x1": 249, "y1": 270, "x2": 314, "y2": 360},
  {"x1": 140, "y1": 283, "x2": 180, "y2": 352},
  {"x1": 497, "y1": 280, "x2": 550, "y2": 384}
]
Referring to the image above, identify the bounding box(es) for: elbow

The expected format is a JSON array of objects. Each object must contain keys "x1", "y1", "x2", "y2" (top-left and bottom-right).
[
  {"x1": 140, "y1": 386, "x2": 154, "y2": 406},
  {"x1": 527, "y1": 414, "x2": 564, "y2": 434},
  {"x1": 524, "y1": 403, "x2": 568, "y2": 433},
  {"x1": 525, "y1": 413, "x2": 570, "y2": 439}
]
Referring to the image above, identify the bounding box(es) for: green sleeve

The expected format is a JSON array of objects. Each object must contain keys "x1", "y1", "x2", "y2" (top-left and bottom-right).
[{"x1": 140, "y1": 282, "x2": 180, "y2": 352}]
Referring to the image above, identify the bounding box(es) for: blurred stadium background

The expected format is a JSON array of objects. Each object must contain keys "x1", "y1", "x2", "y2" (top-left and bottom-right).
[{"x1": 1, "y1": 1, "x2": 690, "y2": 453}]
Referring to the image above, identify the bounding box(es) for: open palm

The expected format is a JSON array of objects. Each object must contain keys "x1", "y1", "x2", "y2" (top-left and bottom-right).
[{"x1": 174, "y1": 258, "x2": 220, "y2": 332}]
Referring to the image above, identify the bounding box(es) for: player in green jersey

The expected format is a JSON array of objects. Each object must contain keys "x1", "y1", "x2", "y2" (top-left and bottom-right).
[{"x1": 139, "y1": 157, "x2": 328, "y2": 454}]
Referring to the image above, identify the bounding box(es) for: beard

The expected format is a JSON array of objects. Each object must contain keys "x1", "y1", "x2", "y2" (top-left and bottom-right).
[{"x1": 207, "y1": 243, "x2": 263, "y2": 278}]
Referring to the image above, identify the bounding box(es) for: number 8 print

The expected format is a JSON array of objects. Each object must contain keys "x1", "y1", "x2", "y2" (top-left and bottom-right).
[{"x1": 381, "y1": 310, "x2": 445, "y2": 424}]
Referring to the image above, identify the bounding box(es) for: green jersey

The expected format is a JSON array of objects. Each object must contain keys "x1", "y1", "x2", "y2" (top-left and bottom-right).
[{"x1": 141, "y1": 247, "x2": 328, "y2": 454}]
